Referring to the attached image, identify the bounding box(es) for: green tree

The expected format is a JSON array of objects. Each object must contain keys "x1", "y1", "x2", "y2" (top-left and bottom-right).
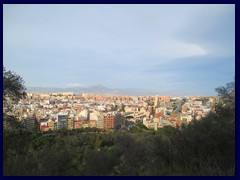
[
  {"x1": 3, "y1": 67, "x2": 26, "y2": 106},
  {"x1": 174, "y1": 80, "x2": 235, "y2": 175},
  {"x1": 3, "y1": 67, "x2": 27, "y2": 130},
  {"x1": 215, "y1": 79, "x2": 235, "y2": 105}
]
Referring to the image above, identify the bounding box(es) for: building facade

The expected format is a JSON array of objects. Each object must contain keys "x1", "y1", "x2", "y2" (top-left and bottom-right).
[
  {"x1": 57, "y1": 112, "x2": 68, "y2": 130},
  {"x1": 103, "y1": 113, "x2": 116, "y2": 129}
]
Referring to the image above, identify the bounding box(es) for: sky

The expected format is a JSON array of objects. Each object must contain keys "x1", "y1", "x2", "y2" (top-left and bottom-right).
[{"x1": 3, "y1": 4, "x2": 235, "y2": 96}]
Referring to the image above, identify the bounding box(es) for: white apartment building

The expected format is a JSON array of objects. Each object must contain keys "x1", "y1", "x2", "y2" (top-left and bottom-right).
[{"x1": 78, "y1": 109, "x2": 88, "y2": 120}]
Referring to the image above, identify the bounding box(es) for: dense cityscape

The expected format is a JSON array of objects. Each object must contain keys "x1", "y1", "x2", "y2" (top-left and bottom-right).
[
  {"x1": 3, "y1": 4, "x2": 235, "y2": 176},
  {"x1": 8, "y1": 92, "x2": 217, "y2": 132}
]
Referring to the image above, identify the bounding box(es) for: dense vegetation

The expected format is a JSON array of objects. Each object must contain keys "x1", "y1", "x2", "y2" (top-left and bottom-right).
[{"x1": 3, "y1": 68, "x2": 235, "y2": 175}]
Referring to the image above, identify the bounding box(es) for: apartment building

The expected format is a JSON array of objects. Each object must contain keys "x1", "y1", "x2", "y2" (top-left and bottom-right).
[
  {"x1": 103, "y1": 113, "x2": 116, "y2": 129},
  {"x1": 57, "y1": 112, "x2": 68, "y2": 130}
]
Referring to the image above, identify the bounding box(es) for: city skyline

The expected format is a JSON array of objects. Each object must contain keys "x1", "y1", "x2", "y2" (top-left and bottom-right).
[{"x1": 3, "y1": 4, "x2": 235, "y2": 96}]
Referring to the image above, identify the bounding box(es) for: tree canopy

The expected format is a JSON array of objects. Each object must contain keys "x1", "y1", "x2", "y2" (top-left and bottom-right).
[
  {"x1": 3, "y1": 67, "x2": 27, "y2": 130},
  {"x1": 3, "y1": 67, "x2": 26, "y2": 103},
  {"x1": 215, "y1": 79, "x2": 235, "y2": 105}
]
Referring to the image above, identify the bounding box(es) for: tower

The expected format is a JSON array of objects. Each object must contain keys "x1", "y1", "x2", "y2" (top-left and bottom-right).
[{"x1": 154, "y1": 95, "x2": 159, "y2": 108}]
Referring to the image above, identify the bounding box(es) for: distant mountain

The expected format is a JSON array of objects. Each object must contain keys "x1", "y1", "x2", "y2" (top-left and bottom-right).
[
  {"x1": 27, "y1": 85, "x2": 110, "y2": 93},
  {"x1": 26, "y1": 85, "x2": 144, "y2": 96},
  {"x1": 26, "y1": 85, "x2": 186, "y2": 96}
]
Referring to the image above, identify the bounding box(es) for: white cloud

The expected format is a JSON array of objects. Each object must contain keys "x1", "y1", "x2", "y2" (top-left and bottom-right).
[
  {"x1": 151, "y1": 39, "x2": 207, "y2": 62},
  {"x1": 66, "y1": 83, "x2": 85, "y2": 88}
]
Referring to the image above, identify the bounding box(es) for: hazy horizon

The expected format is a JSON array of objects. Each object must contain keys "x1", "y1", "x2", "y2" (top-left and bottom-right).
[
  {"x1": 25, "y1": 85, "x2": 219, "y2": 97},
  {"x1": 3, "y1": 4, "x2": 235, "y2": 96}
]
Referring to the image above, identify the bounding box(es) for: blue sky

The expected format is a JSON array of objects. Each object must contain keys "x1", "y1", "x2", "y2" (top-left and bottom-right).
[{"x1": 3, "y1": 4, "x2": 235, "y2": 96}]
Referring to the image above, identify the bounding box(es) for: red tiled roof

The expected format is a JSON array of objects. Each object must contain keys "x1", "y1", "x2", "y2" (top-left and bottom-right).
[
  {"x1": 41, "y1": 125, "x2": 49, "y2": 128},
  {"x1": 154, "y1": 113, "x2": 165, "y2": 118}
]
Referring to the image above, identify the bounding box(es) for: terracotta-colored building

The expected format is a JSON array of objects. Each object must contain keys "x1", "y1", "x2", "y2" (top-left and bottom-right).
[
  {"x1": 40, "y1": 125, "x2": 50, "y2": 131},
  {"x1": 103, "y1": 114, "x2": 115, "y2": 129},
  {"x1": 158, "y1": 96, "x2": 170, "y2": 102},
  {"x1": 154, "y1": 113, "x2": 165, "y2": 119},
  {"x1": 74, "y1": 120, "x2": 83, "y2": 129},
  {"x1": 182, "y1": 105, "x2": 188, "y2": 113}
]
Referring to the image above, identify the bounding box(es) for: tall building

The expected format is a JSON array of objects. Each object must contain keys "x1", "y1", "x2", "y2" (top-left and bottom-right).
[
  {"x1": 115, "y1": 113, "x2": 124, "y2": 129},
  {"x1": 103, "y1": 113, "x2": 116, "y2": 129},
  {"x1": 154, "y1": 95, "x2": 159, "y2": 108},
  {"x1": 23, "y1": 116, "x2": 37, "y2": 131},
  {"x1": 96, "y1": 112, "x2": 104, "y2": 129},
  {"x1": 57, "y1": 112, "x2": 68, "y2": 130}
]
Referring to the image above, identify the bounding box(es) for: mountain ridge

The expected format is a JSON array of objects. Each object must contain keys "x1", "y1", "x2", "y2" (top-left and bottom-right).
[
  {"x1": 26, "y1": 85, "x2": 148, "y2": 96},
  {"x1": 26, "y1": 85, "x2": 188, "y2": 96}
]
